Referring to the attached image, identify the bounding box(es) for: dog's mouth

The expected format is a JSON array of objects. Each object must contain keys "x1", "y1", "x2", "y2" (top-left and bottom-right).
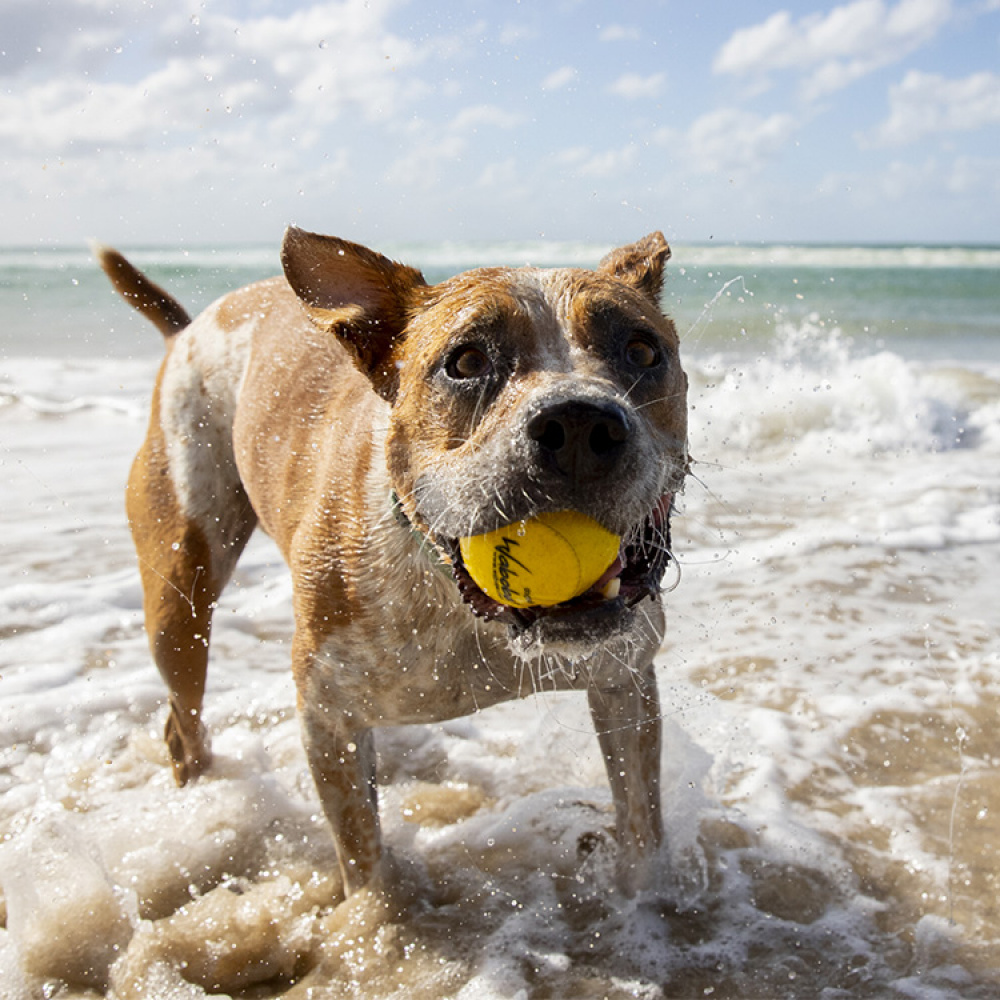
[{"x1": 444, "y1": 494, "x2": 674, "y2": 632}]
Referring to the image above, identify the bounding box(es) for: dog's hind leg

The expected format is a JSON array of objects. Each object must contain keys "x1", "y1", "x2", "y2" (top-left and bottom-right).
[
  {"x1": 97, "y1": 242, "x2": 258, "y2": 783},
  {"x1": 128, "y1": 378, "x2": 256, "y2": 786}
]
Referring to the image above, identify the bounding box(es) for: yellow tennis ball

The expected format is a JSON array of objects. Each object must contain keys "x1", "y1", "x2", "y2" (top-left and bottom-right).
[{"x1": 459, "y1": 511, "x2": 621, "y2": 608}]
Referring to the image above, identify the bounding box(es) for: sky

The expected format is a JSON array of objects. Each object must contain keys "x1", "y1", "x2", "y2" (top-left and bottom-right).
[{"x1": 2, "y1": 0, "x2": 999, "y2": 248}]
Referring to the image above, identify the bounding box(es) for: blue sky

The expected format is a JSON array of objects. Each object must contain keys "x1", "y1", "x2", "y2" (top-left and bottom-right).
[{"x1": 2, "y1": 0, "x2": 999, "y2": 247}]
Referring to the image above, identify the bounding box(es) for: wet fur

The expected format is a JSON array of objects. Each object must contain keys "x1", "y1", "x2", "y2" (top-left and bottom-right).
[{"x1": 97, "y1": 229, "x2": 688, "y2": 898}]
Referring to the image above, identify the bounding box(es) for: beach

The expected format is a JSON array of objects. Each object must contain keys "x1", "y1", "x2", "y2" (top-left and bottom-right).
[{"x1": 2, "y1": 241, "x2": 1000, "y2": 997}]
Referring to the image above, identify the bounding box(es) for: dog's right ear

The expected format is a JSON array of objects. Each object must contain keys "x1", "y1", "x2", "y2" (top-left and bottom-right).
[
  {"x1": 281, "y1": 227, "x2": 427, "y2": 401},
  {"x1": 597, "y1": 231, "x2": 671, "y2": 305}
]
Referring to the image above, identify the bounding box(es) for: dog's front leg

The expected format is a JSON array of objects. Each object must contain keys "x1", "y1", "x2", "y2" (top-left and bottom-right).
[
  {"x1": 587, "y1": 662, "x2": 664, "y2": 895},
  {"x1": 297, "y1": 690, "x2": 381, "y2": 896}
]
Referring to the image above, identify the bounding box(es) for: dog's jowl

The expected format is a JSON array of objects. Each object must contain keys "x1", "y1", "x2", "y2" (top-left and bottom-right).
[{"x1": 96, "y1": 228, "x2": 689, "y2": 897}]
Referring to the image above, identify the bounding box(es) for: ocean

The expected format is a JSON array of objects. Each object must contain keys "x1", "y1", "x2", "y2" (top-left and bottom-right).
[{"x1": 1, "y1": 241, "x2": 999, "y2": 998}]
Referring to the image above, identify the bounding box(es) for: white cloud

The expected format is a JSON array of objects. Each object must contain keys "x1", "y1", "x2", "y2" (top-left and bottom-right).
[
  {"x1": 1, "y1": 0, "x2": 140, "y2": 78},
  {"x1": 576, "y1": 145, "x2": 638, "y2": 178},
  {"x1": 0, "y1": 0, "x2": 477, "y2": 242},
  {"x1": 713, "y1": 0, "x2": 953, "y2": 100},
  {"x1": 667, "y1": 108, "x2": 798, "y2": 177},
  {"x1": 383, "y1": 104, "x2": 520, "y2": 189},
  {"x1": 609, "y1": 71, "x2": 666, "y2": 100},
  {"x1": 215, "y1": 1, "x2": 422, "y2": 123},
  {"x1": 476, "y1": 157, "x2": 518, "y2": 188},
  {"x1": 0, "y1": 0, "x2": 995, "y2": 246},
  {"x1": 946, "y1": 154, "x2": 1000, "y2": 196},
  {"x1": 553, "y1": 146, "x2": 590, "y2": 167},
  {"x1": 819, "y1": 152, "x2": 1000, "y2": 206},
  {"x1": 541, "y1": 66, "x2": 578, "y2": 91},
  {"x1": 599, "y1": 24, "x2": 640, "y2": 42},
  {"x1": 1, "y1": 0, "x2": 424, "y2": 160},
  {"x1": 499, "y1": 22, "x2": 538, "y2": 45},
  {"x1": 384, "y1": 133, "x2": 467, "y2": 189},
  {"x1": 451, "y1": 105, "x2": 523, "y2": 131},
  {"x1": 864, "y1": 70, "x2": 1000, "y2": 145},
  {"x1": 552, "y1": 144, "x2": 638, "y2": 178}
]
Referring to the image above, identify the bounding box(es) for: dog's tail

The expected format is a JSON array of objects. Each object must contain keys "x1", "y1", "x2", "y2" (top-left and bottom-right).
[{"x1": 91, "y1": 243, "x2": 191, "y2": 338}]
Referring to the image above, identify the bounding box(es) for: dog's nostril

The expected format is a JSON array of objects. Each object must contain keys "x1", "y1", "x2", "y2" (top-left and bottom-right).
[
  {"x1": 589, "y1": 420, "x2": 625, "y2": 456},
  {"x1": 530, "y1": 417, "x2": 567, "y2": 454}
]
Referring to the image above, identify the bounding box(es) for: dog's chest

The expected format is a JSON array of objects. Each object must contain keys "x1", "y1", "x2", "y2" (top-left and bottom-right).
[{"x1": 306, "y1": 601, "x2": 526, "y2": 726}]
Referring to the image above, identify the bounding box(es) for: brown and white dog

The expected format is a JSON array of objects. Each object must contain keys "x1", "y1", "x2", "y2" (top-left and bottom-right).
[{"x1": 96, "y1": 229, "x2": 689, "y2": 897}]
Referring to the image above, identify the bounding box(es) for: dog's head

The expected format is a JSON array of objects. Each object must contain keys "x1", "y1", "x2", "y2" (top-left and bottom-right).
[{"x1": 282, "y1": 227, "x2": 688, "y2": 657}]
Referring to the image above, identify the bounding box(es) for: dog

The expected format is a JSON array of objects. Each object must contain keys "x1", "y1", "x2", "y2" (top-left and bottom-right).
[{"x1": 95, "y1": 228, "x2": 689, "y2": 897}]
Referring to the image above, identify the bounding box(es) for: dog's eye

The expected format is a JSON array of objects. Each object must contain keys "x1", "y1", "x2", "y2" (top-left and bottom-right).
[
  {"x1": 446, "y1": 347, "x2": 493, "y2": 380},
  {"x1": 625, "y1": 337, "x2": 661, "y2": 369}
]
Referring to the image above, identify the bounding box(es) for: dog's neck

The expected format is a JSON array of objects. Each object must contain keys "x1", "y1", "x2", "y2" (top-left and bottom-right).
[{"x1": 390, "y1": 490, "x2": 450, "y2": 575}]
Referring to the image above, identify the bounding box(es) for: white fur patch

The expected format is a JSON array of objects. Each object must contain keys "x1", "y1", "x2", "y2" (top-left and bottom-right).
[{"x1": 158, "y1": 302, "x2": 255, "y2": 566}]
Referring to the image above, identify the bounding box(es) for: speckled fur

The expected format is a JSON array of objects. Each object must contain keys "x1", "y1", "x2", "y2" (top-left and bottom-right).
[{"x1": 97, "y1": 228, "x2": 688, "y2": 898}]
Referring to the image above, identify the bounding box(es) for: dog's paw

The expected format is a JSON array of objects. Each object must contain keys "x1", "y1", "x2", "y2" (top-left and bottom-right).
[{"x1": 164, "y1": 711, "x2": 212, "y2": 786}]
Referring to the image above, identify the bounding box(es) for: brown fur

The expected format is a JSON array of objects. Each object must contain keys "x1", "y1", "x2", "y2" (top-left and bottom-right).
[
  {"x1": 92, "y1": 243, "x2": 191, "y2": 336},
  {"x1": 98, "y1": 229, "x2": 688, "y2": 898}
]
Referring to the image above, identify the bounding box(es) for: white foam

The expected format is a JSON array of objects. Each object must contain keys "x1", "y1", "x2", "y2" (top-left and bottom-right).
[
  {"x1": 8, "y1": 241, "x2": 1000, "y2": 274},
  {"x1": 689, "y1": 320, "x2": 1000, "y2": 462}
]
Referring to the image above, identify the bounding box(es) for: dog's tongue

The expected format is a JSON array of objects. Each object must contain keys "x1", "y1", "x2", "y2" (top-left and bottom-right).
[
  {"x1": 594, "y1": 494, "x2": 671, "y2": 587},
  {"x1": 585, "y1": 492, "x2": 673, "y2": 601},
  {"x1": 592, "y1": 555, "x2": 624, "y2": 592}
]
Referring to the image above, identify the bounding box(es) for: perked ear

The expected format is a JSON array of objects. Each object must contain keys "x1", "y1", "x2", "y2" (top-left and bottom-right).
[
  {"x1": 281, "y1": 226, "x2": 427, "y2": 401},
  {"x1": 597, "y1": 231, "x2": 672, "y2": 304}
]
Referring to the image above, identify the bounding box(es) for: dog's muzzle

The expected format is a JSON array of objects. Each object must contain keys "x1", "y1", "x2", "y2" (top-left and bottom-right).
[{"x1": 403, "y1": 389, "x2": 683, "y2": 641}]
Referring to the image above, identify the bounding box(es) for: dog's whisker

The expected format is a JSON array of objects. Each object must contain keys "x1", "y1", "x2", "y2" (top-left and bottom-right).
[{"x1": 631, "y1": 385, "x2": 690, "y2": 412}]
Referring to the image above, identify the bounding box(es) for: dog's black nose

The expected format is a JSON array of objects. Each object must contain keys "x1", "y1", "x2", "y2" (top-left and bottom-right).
[{"x1": 527, "y1": 400, "x2": 631, "y2": 482}]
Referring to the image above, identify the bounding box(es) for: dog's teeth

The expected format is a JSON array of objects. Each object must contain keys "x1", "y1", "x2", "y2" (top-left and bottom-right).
[{"x1": 601, "y1": 577, "x2": 621, "y2": 600}]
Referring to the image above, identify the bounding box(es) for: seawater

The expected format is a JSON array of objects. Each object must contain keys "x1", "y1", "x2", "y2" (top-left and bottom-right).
[
  {"x1": 1, "y1": 242, "x2": 999, "y2": 998},
  {"x1": 4, "y1": 241, "x2": 1000, "y2": 359}
]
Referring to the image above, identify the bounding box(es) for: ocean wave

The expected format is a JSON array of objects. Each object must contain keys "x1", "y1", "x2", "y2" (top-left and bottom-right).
[
  {"x1": 676, "y1": 243, "x2": 1000, "y2": 270},
  {"x1": 1, "y1": 390, "x2": 142, "y2": 419},
  {"x1": 0, "y1": 359, "x2": 154, "y2": 420},
  {"x1": 0, "y1": 245, "x2": 280, "y2": 274},
  {"x1": 688, "y1": 320, "x2": 1000, "y2": 458},
  {"x1": 5, "y1": 241, "x2": 999, "y2": 274}
]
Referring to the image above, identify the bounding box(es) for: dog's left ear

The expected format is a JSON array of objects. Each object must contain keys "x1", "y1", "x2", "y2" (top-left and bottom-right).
[
  {"x1": 597, "y1": 232, "x2": 671, "y2": 304},
  {"x1": 281, "y1": 226, "x2": 427, "y2": 401}
]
